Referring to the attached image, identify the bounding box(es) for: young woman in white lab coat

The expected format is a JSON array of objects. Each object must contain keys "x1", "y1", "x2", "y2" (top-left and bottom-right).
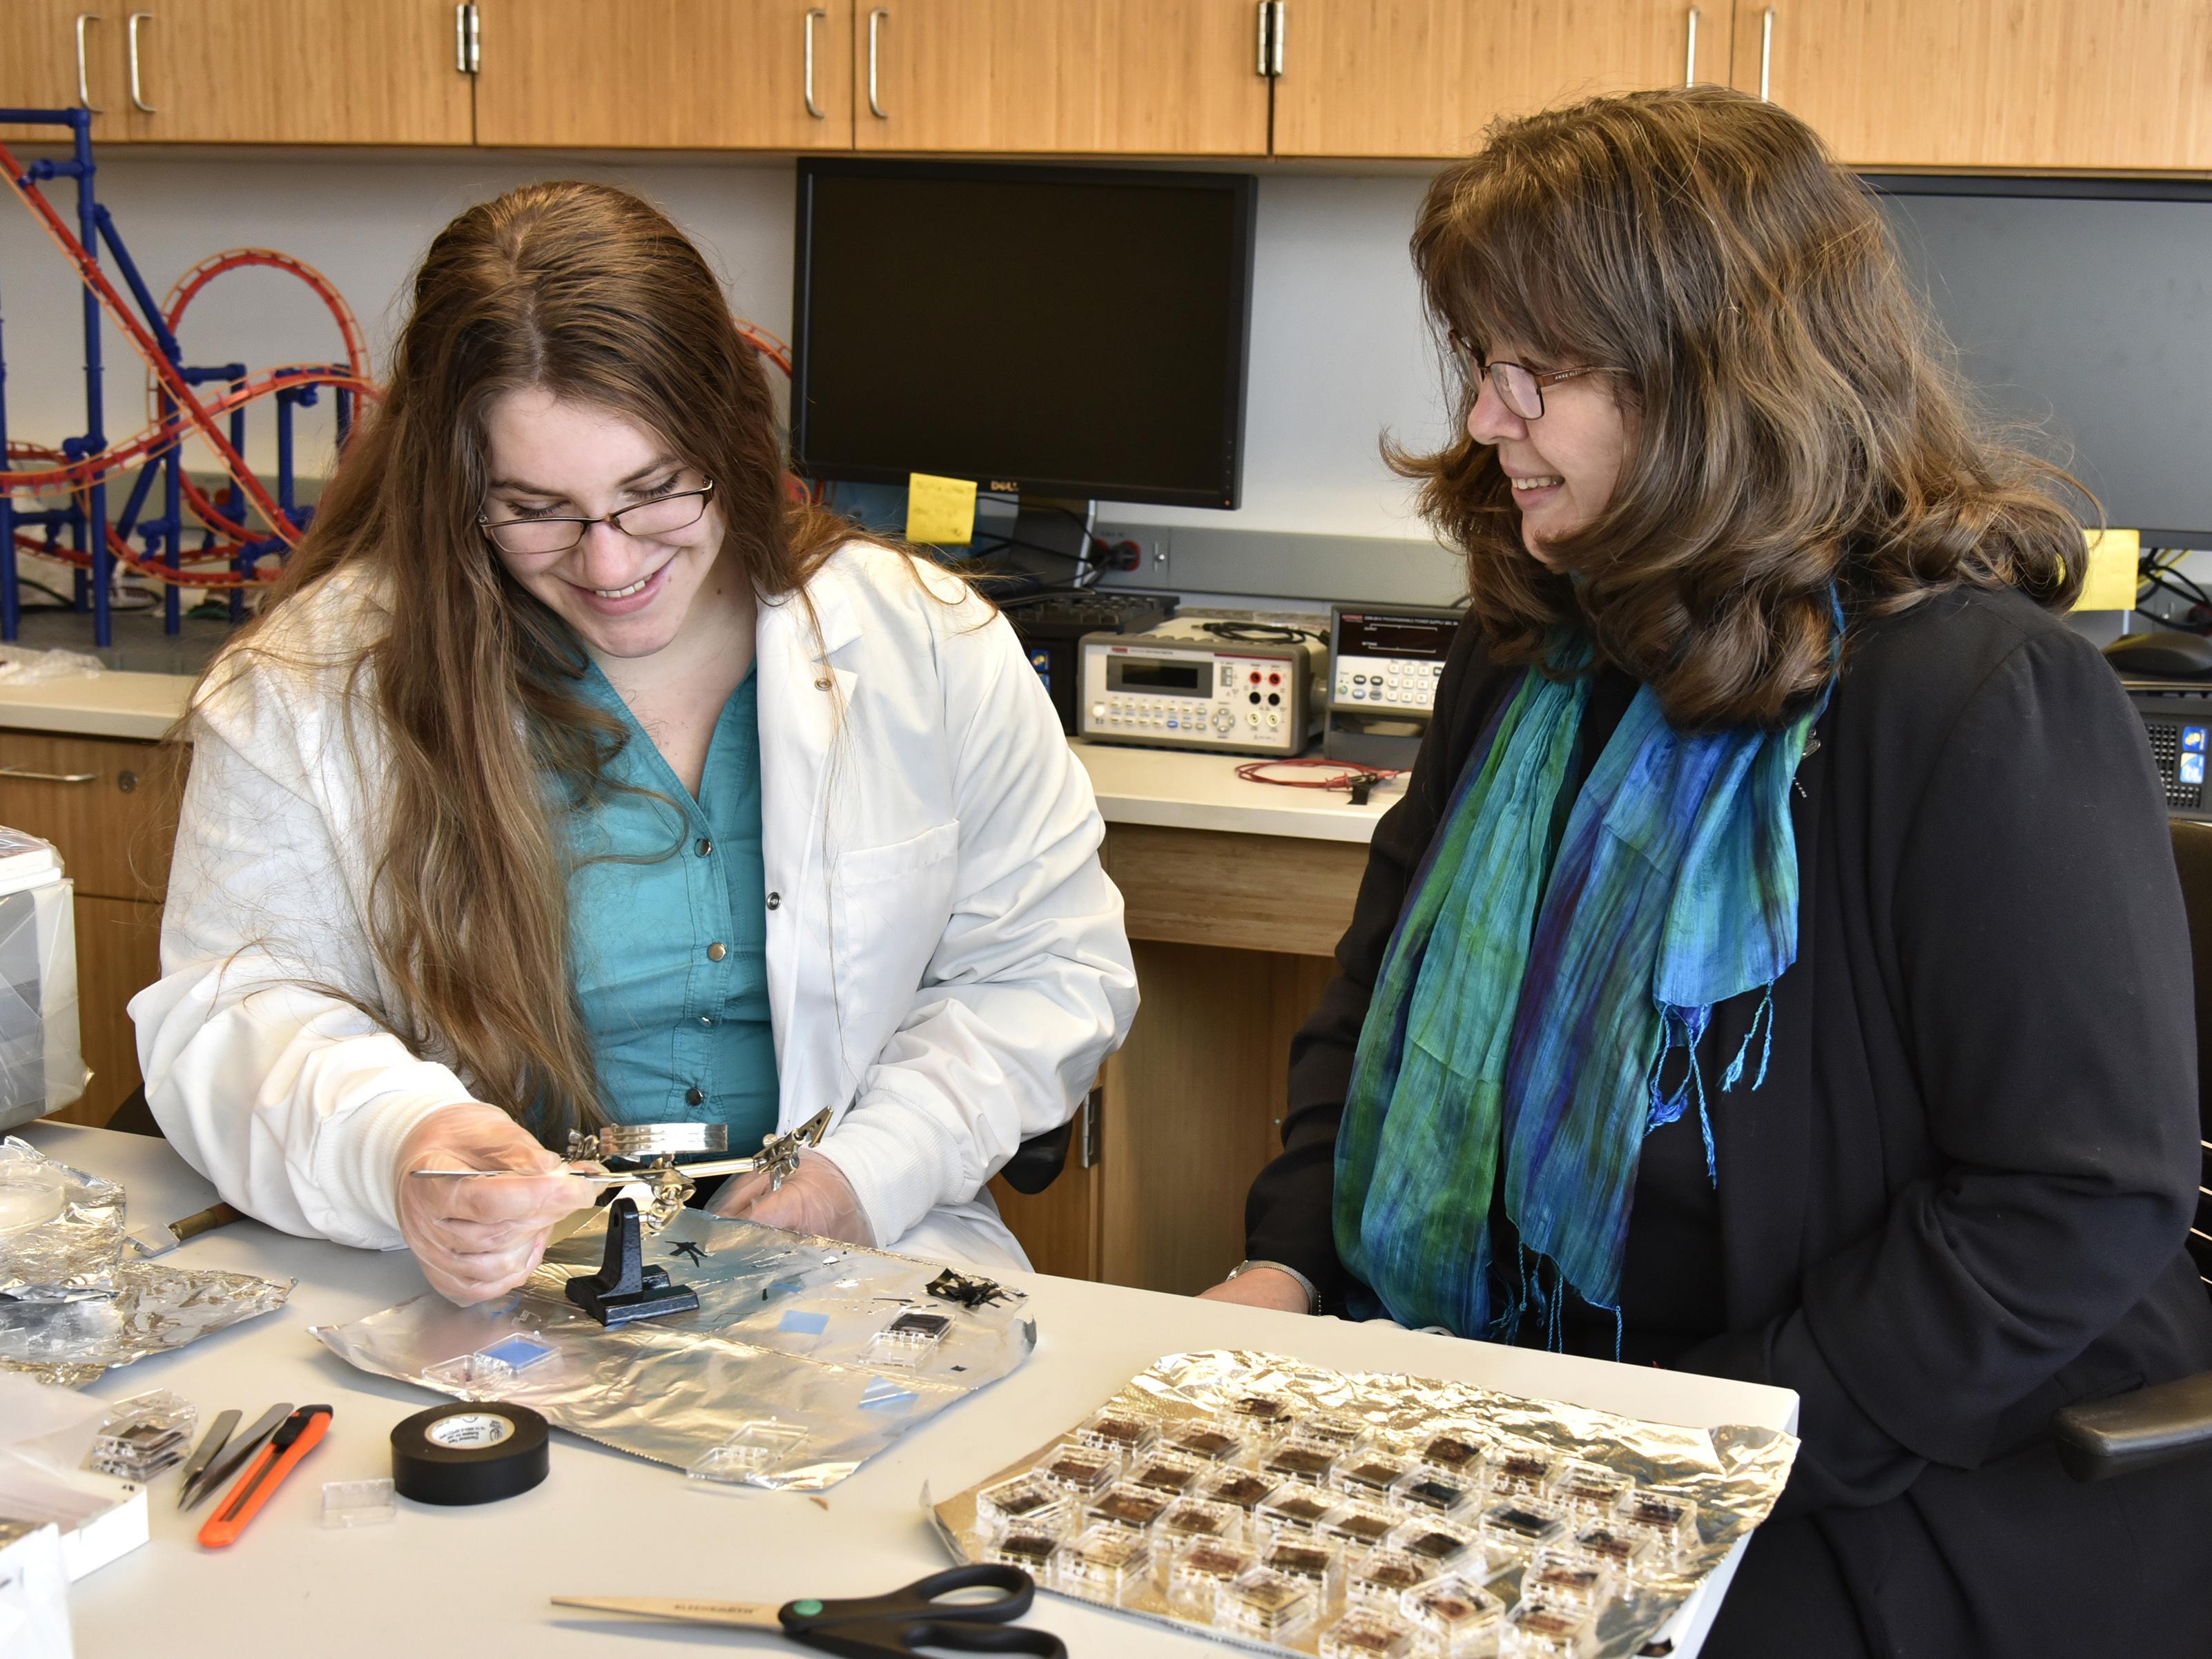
[{"x1": 129, "y1": 181, "x2": 1138, "y2": 1303}]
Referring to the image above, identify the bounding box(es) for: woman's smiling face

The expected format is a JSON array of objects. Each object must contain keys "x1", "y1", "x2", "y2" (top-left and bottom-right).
[
  {"x1": 479, "y1": 388, "x2": 727, "y2": 661},
  {"x1": 1463, "y1": 340, "x2": 1633, "y2": 566}
]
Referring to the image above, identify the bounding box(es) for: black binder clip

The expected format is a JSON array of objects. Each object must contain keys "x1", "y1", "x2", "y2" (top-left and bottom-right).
[{"x1": 565, "y1": 1196, "x2": 701, "y2": 1328}]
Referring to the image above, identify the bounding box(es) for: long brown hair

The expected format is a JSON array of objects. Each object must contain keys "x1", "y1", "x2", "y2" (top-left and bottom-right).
[
  {"x1": 198, "y1": 180, "x2": 858, "y2": 1136},
  {"x1": 1393, "y1": 87, "x2": 2087, "y2": 730}
]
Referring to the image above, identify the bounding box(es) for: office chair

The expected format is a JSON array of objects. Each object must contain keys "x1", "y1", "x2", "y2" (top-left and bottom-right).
[{"x1": 2051, "y1": 817, "x2": 2212, "y2": 1480}]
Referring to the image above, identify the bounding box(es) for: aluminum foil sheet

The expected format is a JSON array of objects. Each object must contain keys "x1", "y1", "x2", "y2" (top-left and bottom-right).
[
  {"x1": 312, "y1": 1206, "x2": 1036, "y2": 1491},
  {"x1": 0, "y1": 1137, "x2": 124, "y2": 1302},
  {"x1": 0, "y1": 1138, "x2": 294, "y2": 1386},
  {"x1": 933, "y1": 1348, "x2": 1799, "y2": 1659}
]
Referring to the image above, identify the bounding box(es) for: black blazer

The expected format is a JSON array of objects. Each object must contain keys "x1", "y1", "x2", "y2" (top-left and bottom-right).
[{"x1": 1245, "y1": 585, "x2": 2212, "y2": 1656}]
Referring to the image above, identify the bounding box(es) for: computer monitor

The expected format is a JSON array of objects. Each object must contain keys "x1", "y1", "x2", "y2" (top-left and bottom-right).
[
  {"x1": 790, "y1": 159, "x2": 1257, "y2": 510},
  {"x1": 1871, "y1": 176, "x2": 2212, "y2": 550}
]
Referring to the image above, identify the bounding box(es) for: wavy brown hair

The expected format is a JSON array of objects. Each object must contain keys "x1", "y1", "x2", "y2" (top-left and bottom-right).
[
  {"x1": 1393, "y1": 86, "x2": 2087, "y2": 730},
  {"x1": 195, "y1": 180, "x2": 861, "y2": 1136}
]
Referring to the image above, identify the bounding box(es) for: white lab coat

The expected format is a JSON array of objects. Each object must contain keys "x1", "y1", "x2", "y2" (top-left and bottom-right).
[{"x1": 130, "y1": 541, "x2": 1138, "y2": 1271}]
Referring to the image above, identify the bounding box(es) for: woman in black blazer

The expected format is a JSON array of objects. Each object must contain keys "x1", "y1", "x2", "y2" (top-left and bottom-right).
[{"x1": 1202, "y1": 88, "x2": 2212, "y2": 1656}]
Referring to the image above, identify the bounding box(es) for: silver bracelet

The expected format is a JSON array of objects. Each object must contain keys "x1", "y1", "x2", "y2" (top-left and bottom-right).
[{"x1": 1226, "y1": 1258, "x2": 1321, "y2": 1315}]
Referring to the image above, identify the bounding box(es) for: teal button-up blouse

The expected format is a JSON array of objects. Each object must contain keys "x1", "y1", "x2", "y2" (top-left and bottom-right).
[{"x1": 565, "y1": 663, "x2": 779, "y2": 1149}]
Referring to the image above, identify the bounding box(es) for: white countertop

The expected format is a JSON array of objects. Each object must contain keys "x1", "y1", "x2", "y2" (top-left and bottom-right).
[
  {"x1": 23, "y1": 1124, "x2": 1794, "y2": 1659},
  {"x1": 0, "y1": 672, "x2": 1399, "y2": 843}
]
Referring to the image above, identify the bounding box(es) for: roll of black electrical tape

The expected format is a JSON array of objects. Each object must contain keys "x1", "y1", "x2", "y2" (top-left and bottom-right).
[{"x1": 391, "y1": 1402, "x2": 550, "y2": 1506}]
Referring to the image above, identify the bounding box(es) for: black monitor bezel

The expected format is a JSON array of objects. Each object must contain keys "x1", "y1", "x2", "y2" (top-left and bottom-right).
[{"x1": 791, "y1": 157, "x2": 1258, "y2": 510}]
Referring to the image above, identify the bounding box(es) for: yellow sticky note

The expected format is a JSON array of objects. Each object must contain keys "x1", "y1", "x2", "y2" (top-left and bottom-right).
[
  {"x1": 2073, "y1": 527, "x2": 2141, "y2": 612},
  {"x1": 905, "y1": 472, "x2": 978, "y2": 546}
]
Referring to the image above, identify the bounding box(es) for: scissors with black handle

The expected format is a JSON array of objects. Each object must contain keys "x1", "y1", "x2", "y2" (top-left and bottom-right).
[{"x1": 553, "y1": 1562, "x2": 1067, "y2": 1657}]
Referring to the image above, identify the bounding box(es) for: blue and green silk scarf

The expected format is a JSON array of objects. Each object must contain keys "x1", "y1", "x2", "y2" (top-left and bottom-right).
[{"x1": 1332, "y1": 654, "x2": 1820, "y2": 1341}]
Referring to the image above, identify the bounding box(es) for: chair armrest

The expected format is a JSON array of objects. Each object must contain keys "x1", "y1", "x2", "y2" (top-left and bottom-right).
[
  {"x1": 2053, "y1": 1371, "x2": 2212, "y2": 1483},
  {"x1": 996, "y1": 1120, "x2": 1076, "y2": 1196}
]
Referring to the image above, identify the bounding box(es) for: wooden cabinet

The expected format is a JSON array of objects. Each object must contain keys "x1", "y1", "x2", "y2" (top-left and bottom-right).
[
  {"x1": 0, "y1": 730, "x2": 179, "y2": 1127},
  {"x1": 993, "y1": 824, "x2": 1361, "y2": 1292},
  {"x1": 118, "y1": 0, "x2": 472, "y2": 145},
  {"x1": 853, "y1": 0, "x2": 1270, "y2": 156},
  {"x1": 0, "y1": 3, "x2": 135, "y2": 145},
  {"x1": 1272, "y1": 0, "x2": 1718, "y2": 159},
  {"x1": 1731, "y1": 0, "x2": 2212, "y2": 171},
  {"x1": 475, "y1": 1, "x2": 855, "y2": 151}
]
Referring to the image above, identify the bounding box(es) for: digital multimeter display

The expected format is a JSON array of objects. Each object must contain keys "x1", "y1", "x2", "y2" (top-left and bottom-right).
[{"x1": 1107, "y1": 658, "x2": 1207, "y2": 697}]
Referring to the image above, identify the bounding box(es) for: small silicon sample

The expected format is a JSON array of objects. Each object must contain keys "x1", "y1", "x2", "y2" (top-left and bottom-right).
[
  {"x1": 1347, "y1": 1546, "x2": 1437, "y2": 1606},
  {"x1": 1614, "y1": 1489, "x2": 1700, "y2": 1557},
  {"x1": 1202, "y1": 1468, "x2": 1282, "y2": 1513},
  {"x1": 1075, "y1": 1408, "x2": 1158, "y2": 1462},
  {"x1": 1321, "y1": 1606, "x2": 1418, "y2": 1658},
  {"x1": 1059, "y1": 1524, "x2": 1154, "y2": 1604},
  {"x1": 1262, "y1": 1438, "x2": 1342, "y2": 1484},
  {"x1": 1219, "y1": 1569, "x2": 1318, "y2": 1642},
  {"x1": 1389, "y1": 1517, "x2": 1479, "y2": 1569},
  {"x1": 977, "y1": 1473, "x2": 1074, "y2": 1535},
  {"x1": 882, "y1": 1310, "x2": 951, "y2": 1341},
  {"x1": 1502, "y1": 1598, "x2": 1595, "y2": 1657},
  {"x1": 1168, "y1": 1537, "x2": 1257, "y2": 1615},
  {"x1": 1400, "y1": 1576, "x2": 1506, "y2": 1656},
  {"x1": 1085, "y1": 1482, "x2": 1173, "y2": 1534},
  {"x1": 1157, "y1": 1495, "x2": 1242, "y2": 1544},
  {"x1": 1477, "y1": 1497, "x2": 1568, "y2": 1555},
  {"x1": 986, "y1": 1529, "x2": 1062, "y2": 1575},
  {"x1": 1166, "y1": 1424, "x2": 1244, "y2": 1464},
  {"x1": 1255, "y1": 1482, "x2": 1339, "y2": 1541},
  {"x1": 1394, "y1": 1468, "x2": 1475, "y2": 1517},
  {"x1": 1571, "y1": 1522, "x2": 1657, "y2": 1577},
  {"x1": 1487, "y1": 1451, "x2": 1556, "y2": 1498},
  {"x1": 1298, "y1": 1413, "x2": 1371, "y2": 1452},
  {"x1": 1521, "y1": 1546, "x2": 1615, "y2": 1616},
  {"x1": 1219, "y1": 1394, "x2": 1301, "y2": 1444},
  {"x1": 1321, "y1": 1501, "x2": 1402, "y2": 1555},
  {"x1": 1036, "y1": 1442, "x2": 1120, "y2": 1498},
  {"x1": 423, "y1": 1351, "x2": 516, "y2": 1397},
  {"x1": 1417, "y1": 1428, "x2": 1488, "y2": 1475},
  {"x1": 1545, "y1": 1459, "x2": 1632, "y2": 1520},
  {"x1": 1260, "y1": 1536, "x2": 1346, "y2": 1604},
  {"x1": 1335, "y1": 1452, "x2": 1414, "y2": 1502},
  {"x1": 1127, "y1": 1453, "x2": 1203, "y2": 1495}
]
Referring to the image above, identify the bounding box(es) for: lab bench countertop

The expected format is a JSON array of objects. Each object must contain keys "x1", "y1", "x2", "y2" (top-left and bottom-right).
[
  {"x1": 22, "y1": 1123, "x2": 1794, "y2": 1659},
  {"x1": 0, "y1": 669, "x2": 1400, "y2": 844}
]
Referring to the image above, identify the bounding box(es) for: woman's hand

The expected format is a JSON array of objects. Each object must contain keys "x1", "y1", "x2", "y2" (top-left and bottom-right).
[
  {"x1": 395, "y1": 1103, "x2": 596, "y2": 1305},
  {"x1": 708, "y1": 1149, "x2": 875, "y2": 1246},
  {"x1": 1196, "y1": 1265, "x2": 1314, "y2": 1313}
]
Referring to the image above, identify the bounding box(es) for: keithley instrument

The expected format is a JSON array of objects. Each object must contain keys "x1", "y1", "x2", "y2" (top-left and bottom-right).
[{"x1": 1076, "y1": 618, "x2": 1326, "y2": 757}]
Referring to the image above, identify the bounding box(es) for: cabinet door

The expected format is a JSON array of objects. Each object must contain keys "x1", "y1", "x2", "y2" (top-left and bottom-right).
[
  {"x1": 0, "y1": 3, "x2": 133, "y2": 145},
  {"x1": 476, "y1": 1, "x2": 855, "y2": 150},
  {"x1": 855, "y1": 0, "x2": 1270, "y2": 156},
  {"x1": 1272, "y1": 0, "x2": 1715, "y2": 160},
  {"x1": 55, "y1": 894, "x2": 163, "y2": 1128},
  {"x1": 1731, "y1": 0, "x2": 2212, "y2": 171},
  {"x1": 121, "y1": 0, "x2": 472, "y2": 144},
  {"x1": 0, "y1": 732, "x2": 177, "y2": 904}
]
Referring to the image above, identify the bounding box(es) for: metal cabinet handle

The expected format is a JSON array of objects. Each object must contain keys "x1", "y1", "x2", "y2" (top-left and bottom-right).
[
  {"x1": 127, "y1": 11, "x2": 154, "y2": 113},
  {"x1": 1759, "y1": 7, "x2": 1775, "y2": 101},
  {"x1": 75, "y1": 13, "x2": 104, "y2": 113},
  {"x1": 0, "y1": 766, "x2": 98, "y2": 784},
  {"x1": 1685, "y1": 7, "x2": 1698, "y2": 86},
  {"x1": 867, "y1": 7, "x2": 888, "y2": 119},
  {"x1": 803, "y1": 7, "x2": 826, "y2": 119}
]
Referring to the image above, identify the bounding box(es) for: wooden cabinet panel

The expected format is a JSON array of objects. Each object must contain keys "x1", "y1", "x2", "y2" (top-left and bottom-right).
[
  {"x1": 0, "y1": 3, "x2": 133, "y2": 144},
  {"x1": 989, "y1": 1094, "x2": 1100, "y2": 1279},
  {"x1": 1273, "y1": 0, "x2": 1716, "y2": 159},
  {"x1": 476, "y1": 1, "x2": 855, "y2": 151},
  {"x1": 122, "y1": 0, "x2": 472, "y2": 144},
  {"x1": 855, "y1": 0, "x2": 1270, "y2": 155},
  {"x1": 53, "y1": 893, "x2": 162, "y2": 1127},
  {"x1": 1731, "y1": 0, "x2": 2212, "y2": 171},
  {"x1": 0, "y1": 732, "x2": 177, "y2": 903},
  {"x1": 1104, "y1": 824, "x2": 1366, "y2": 958}
]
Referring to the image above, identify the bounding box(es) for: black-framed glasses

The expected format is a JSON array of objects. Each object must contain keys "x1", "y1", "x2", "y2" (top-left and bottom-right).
[
  {"x1": 478, "y1": 479, "x2": 716, "y2": 556},
  {"x1": 1448, "y1": 336, "x2": 1620, "y2": 420}
]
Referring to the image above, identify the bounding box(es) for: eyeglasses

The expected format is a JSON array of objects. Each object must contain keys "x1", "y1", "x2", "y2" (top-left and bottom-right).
[
  {"x1": 478, "y1": 480, "x2": 716, "y2": 556},
  {"x1": 1448, "y1": 336, "x2": 1620, "y2": 421}
]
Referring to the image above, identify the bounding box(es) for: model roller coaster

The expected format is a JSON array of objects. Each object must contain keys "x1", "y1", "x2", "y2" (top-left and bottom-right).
[{"x1": 1, "y1": 107, "x2": 378, "y2": 648}]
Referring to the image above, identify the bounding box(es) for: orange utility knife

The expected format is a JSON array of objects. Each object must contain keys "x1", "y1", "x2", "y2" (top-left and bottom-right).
[{"x1": 196, "y1": 1404, "x2": 332, "y2": 1549}]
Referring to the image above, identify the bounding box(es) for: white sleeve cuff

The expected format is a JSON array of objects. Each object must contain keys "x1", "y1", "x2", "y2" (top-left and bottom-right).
[
  {"x1": 813, "y1": 1090, "x2": 964, "y2": 1250},
  {"x1": 307, "y1": 1076, "x2": 481, "y2": 1245}
]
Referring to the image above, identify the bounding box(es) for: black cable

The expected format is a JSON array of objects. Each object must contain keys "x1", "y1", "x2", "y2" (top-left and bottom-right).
[{"x1": 1198, "y1": 619, "x2": 1328, "y2": 647}]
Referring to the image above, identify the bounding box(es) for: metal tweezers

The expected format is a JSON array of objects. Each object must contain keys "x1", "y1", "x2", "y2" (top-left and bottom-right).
[{"x1": 407, "y1": 1107, "x2": 833, "y2": 1194}]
